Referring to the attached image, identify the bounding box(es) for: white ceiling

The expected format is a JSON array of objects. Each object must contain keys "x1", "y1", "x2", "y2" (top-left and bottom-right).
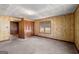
[{"x1": 0, "y1": 4, "x2": 77, "y2": 19}]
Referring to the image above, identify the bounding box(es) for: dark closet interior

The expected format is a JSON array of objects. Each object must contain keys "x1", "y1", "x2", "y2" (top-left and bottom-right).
[{"x1": 10, "y1": 21, "x2": 19, "y2": 36}]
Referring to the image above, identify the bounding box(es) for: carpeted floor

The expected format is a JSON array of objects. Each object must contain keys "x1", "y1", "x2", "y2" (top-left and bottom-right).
[{"x1": 0, "y1": 36, "x2": 78, "y2": 54}]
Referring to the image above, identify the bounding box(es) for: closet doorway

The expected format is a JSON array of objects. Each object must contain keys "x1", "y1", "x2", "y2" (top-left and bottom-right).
[{"x1": 10, "y1": 21, "x2": 19, "y2": 38}]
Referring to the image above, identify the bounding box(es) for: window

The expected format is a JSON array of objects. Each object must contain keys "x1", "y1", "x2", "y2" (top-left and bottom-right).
[{"x1": 40, "y1": 21, "x2": 51, "y2": 34}]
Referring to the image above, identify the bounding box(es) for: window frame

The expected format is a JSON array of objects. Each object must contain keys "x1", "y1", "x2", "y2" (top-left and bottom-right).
[{"x1": 39, "y1": 21, "x2": 51, "y2": 34}]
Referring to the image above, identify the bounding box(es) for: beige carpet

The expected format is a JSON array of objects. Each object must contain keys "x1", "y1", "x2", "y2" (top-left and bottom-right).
[{"x1": 0, "y1": 36, "x2": 78, "y2": 54}]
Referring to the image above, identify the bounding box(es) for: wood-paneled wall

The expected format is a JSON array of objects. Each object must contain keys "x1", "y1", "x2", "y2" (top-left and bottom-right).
[
  {"x1": 34, "y1": 13, "x2": 74, "y2": 42},
  {"x1": 24, "y1": 21, "x2": 34, "y2": 37},
  {"x1": 0, "y1": 16, "x2": 10, "y2": 41},
  {"x1": 75, "y1": 6, "x2": 79, "y2": 50},
  {"x1": 19, "y1": 19, "x2": 25, "y2": 38},
  {"x1": 19, "y1": 18, "x2": 34, "y2": 38}
]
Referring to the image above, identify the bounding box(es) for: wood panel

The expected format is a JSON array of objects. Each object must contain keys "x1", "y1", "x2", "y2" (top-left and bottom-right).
[
  {"x1": 0, "y1": 16, "x2": 10, "y2": 41},
  {"x1": 24, "y1": 20, "x2": 34, "y2": 37},
  {"x1": 19, "y1": 19, "x2": 25, "y2": 38},
  {"x1": 19, "y1": 19, "x2": 34, "y2": 38},
  {"x1": 75, "y1": 6, "x2": 79, "y2": 50},
  {"x1": 34, "y1": 13, "x2": 74, "y2": 42}
]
